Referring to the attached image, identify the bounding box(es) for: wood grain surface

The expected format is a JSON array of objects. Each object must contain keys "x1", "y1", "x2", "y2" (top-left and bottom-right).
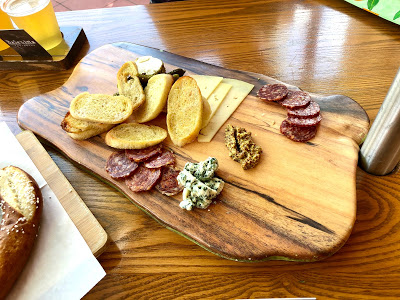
[
  {"x1": 16, "y1": 131, "x2": 108, "y2": 257},
  {"x1": 2, "y1": 0, "x2": 400, "y2": 298},
  {"x1": 18, "y1": 42, "x2": 369, "y2": 261}
]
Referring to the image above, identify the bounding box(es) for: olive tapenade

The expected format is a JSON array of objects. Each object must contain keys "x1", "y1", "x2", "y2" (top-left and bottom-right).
[{"x1": 224, "y1": 124, "x2": 262, "y2": 170}]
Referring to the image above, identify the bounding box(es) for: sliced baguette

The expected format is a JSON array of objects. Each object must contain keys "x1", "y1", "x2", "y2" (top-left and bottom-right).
[
  {"x1": 69, "y1": 92, "x2": 134, "y2": 124},
  {"x1": 66, "y1": 124, "x2": 114, "y2": 140},
  {"x1": 117, "y1": 75, "x2": 145, "y2": 111},
  {"x1": 132, "y1": 73, "x2": 173, "y2": 123},
  {"x1": 167, "y1": 76, "x2": 203, "y2": 147},
  {"x1": 0, "y1": 166, "x2": 42, "y2": 299},
  {"x1": 117, "y1": 61, "x2": 139, "y2": 83},
  {"x1": 105, "y1": 123, "x2": 167, "y2": 149},
  {"x1": 61, "y1": 111, "x2": 109, "y2": 133},
  {"x1": 117, "y1": 61, "x2": 145, "y2": 110}
]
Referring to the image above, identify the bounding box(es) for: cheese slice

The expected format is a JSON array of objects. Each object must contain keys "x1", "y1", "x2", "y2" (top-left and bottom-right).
[
  {"x1": 190, "y1": 75, "x2": 223, "y2": 99},
  {"x1": 201, "y1": 82, "x2": 232, "y2": 129},
  {"x1": 198, "y1": 78, "x2": 254, "y2": 142}
]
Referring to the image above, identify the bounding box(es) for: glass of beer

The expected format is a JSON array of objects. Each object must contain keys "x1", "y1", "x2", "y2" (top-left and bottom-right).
[
  {"x1": 0, "y1": 9, "x2": 14, "y2": 51},
  {"x1": 2, "y1": 0, "x2": 63, "y2": 50}
]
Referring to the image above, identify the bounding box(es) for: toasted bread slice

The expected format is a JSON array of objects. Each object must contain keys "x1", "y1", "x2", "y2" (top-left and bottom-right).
[
  {"x1": 167, "y1": 76, "x2": 203, "y2": 147},
  {"x1": 66, "y1": 124, "x2": 114, "y2": 140},
  {"x1": 117, "y1": 75, "x2": 145, "y2": 111},
  {"x1": 117, "y1": 61, "x2": 145, "y2": 110},
  {"x1": 0, "y1": 166, "x2": 42, "y2": 299},
  {"x1": 117, "y1": 61, "x2": 139, "y2": 82},
  {"x1": 132, "y1": 73, "x2": 174, "y2": 123},
  {"x1": 69, "y1": 92, "x2": 134, "y2": 124},
  {"x1": 105, "y1": 123, "x2": 167, "y2": 149},
  {"x1": 61, "y1": 111, "x2": 109, "y2": 133}
]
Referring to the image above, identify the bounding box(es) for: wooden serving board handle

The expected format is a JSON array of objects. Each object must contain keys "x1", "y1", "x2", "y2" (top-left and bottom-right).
[
  {"x1": 18, "y1": 42, "x2": 369, "y2": 262},
  {"x1": 16, "y1": 131, "x2": 108, "y2": 257}
]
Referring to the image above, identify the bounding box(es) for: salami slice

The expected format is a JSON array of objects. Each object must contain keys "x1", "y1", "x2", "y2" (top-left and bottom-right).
[
  {"x1": 277, "y1": 90, "x2": 293, "y2": 105},
  {"x1": 144, "y1": 149, "x2": 175, "y2": 169},
  {"x1": 125, "y1": 144, "x2": 162, "y2": 162},
  {"x1": 155, "y1": 166, "x2": 183, "y2": 196},
  {"x1": 287, "y1": 114, "x2": 322, "y2": 127},
  {"x1": 287, "y1": 100, "x2": 320, "y2": 118},
  {"x1": 257, "y1": 84, "x2": 288, "y2": 102},
  {"x1": 281, "y1": 91, "x2": 311, "y2": 109},
  {"x1": 125, "y1": 165, "x2": 161, "y2": 192},
  {"x1": 280, "y1": 119, "x2": 317, "y2": 142},
  {"x1": 106, "y1": 151, "x2": 139, "y2": 179}
]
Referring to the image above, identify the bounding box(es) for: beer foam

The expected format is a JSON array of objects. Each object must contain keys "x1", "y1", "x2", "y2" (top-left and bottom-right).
[{"x1": 4, "y1": 0, "x2": 49, "y2": 17}]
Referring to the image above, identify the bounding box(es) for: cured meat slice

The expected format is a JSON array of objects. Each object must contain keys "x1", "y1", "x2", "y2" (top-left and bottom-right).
[
  {"x1": 287, "y1": 114, "x2": 322, "y2": 127},
  {"x1": 155, "y1": 166, "x2": 183, "y2": 196},
  {"x1": 125, "y1": 165, "x2": 161, "y2": 192},
  {"x1": 287, "y1": 100, "x2": 320, "y2": 118},
  {"x1": 277, "y1": 90, "x2": 293, "y2": 105},
  {"x1": 144, "y1": 149, "x2": 175, "y2": 169},
  {"x1": 125, "y1": 144, "x2": 162, "y2": 162},
  {"x1": 106, "y1": 151, "x2": 138, "y2": 179},
  {"x1": 280, "y1": 119, "x2": 317, "y2": 142},
  {"x1": 257, "y1": 84, "x2": 288, "y2": 102},
  {"x1": 281, "y1": 91, "x2": 311, "y2": 109}
]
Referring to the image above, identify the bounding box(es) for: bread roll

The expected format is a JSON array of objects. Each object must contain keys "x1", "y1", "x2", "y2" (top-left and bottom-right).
[{"x1": 0, "y1": 166, "x2": 43, "y2": 299}]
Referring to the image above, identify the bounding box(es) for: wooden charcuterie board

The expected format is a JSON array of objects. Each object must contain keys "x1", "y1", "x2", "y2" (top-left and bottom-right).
[{"x1": 17, "y1": 42, "x2": 369, "y2": 262}]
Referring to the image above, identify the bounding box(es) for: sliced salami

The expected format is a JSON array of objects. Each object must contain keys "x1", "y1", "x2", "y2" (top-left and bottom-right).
[
  {"x1": 277, "y1": 90, "x2": 293, "y2": 105},
  {"x1": 257, "y1": 84, "x2": 288, "y2": 102},
  {"x1": 106, "y1": 151, "x2": 139, "y2": 179},
  {"x1": 125, "y1": 165, "x2": 161, "y2": 192},
  {"x1": 287, "y1": 114, "x2": 322, "y2": 127},
  {"x1": 287, "y1": 100, "x2": 320, "y2": 118},
  {"x1": 281, "y1": 91, "x2": 311, "y2": 109},
  {"x1": 155, "y1": 166, "x2": 183, "y2": 196},
  {"x1": 280, "y1": 119, "x2": 317, "y2": 142},
  {"x1": 144, "y1": 149, "x2": 175, "y2": 169},
  {"x1": 125, "y1": 144, "x2": 162, "y2": 162}
]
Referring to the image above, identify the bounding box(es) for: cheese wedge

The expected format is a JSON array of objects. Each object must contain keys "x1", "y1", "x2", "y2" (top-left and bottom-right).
[
  {"x1": 190, "y1": 75, "x2": 223, "y2": 99},
  {"x1": 198, "y1": 78, "x2": 254, "y2": 142},
  {"x1": 201, "y1": 82, "x2": 232, "y2": 128}
]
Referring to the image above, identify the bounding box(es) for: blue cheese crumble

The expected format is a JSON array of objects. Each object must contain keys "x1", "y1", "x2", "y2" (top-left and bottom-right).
[
  {"x1": 183, "y1": 157, "x2": 218, "y2": 181},
  {"x1": 177, "y1": 157, "x2": 224, "y2": 210}
]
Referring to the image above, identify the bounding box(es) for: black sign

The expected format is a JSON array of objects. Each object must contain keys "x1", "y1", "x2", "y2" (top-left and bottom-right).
[{"x1": 0, "y1": 29, "x2": 52, "y2": 60}]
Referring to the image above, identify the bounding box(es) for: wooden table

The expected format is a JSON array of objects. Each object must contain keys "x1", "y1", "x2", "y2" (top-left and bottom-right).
[{"x1": 1, "y1": 0, "x2": 400, "y2": 298}]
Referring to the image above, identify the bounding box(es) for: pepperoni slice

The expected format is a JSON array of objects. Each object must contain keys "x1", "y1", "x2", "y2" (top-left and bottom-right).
[
  {"x1": 280, "y1": 119, "x2": 317, "y2": 142},
  {"x1": 257, "y1": 84, "x2": 288, "y2": 102},
  {"x1": 287, "y1": 114, "x2": 322, "y2": 127},
  {"x1": 155, "y1": 166, "x2": 183, "y2": 196},
  {"x1": 106, "y1": 151, "x2": 139, "y2": 179},
  {"x1": 144, "y1": 149, "x2": 175, "y2": 169},
  {"x1": 125, "y1": 165, "x2": 161, "y2": 192},
  {"x1": 125, "y1": 144, "x2": 162, "y2": 162},
  {"x1": 287, "y1": 100, "x2": 320, "y2": 118},
  {"x1": 281, "y1": 91, "x2": 311, "y2": 109}
]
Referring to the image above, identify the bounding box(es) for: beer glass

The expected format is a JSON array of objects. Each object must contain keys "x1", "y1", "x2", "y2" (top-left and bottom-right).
[
  {"x1": 0, "y1": 9, "x2": 14, "y2": 51},
  {"x1": 2, "y1": 0, "x2": 63, "y2": 50}
]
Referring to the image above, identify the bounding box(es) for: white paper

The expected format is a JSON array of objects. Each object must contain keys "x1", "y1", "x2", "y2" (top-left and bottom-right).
[
  {"x1": 0, "y1": 122, "x2": 46, "y2": 188},
  {"x1": 0, "y1": 122, "x2": 106, "y2": 299}
]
